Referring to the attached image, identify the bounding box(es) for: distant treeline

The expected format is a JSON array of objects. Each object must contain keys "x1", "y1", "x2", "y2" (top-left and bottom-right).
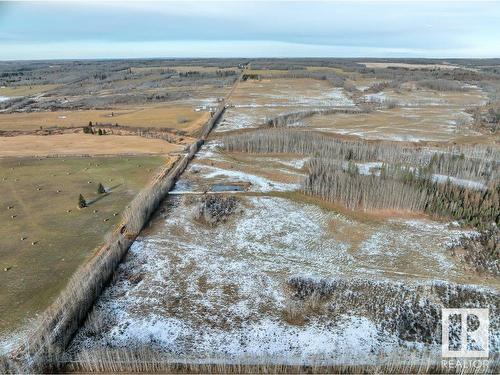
[{"x1": 243, "y1": 70, "x2": 345, "y2": 86}]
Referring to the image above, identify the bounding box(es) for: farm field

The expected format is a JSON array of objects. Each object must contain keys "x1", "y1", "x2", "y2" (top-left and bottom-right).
[
  {"x1": 229, "y1": 78, "x2": 354, "y2": 108},
  {"x1": 0, "y1": 134, "x2": 185, "y2": 157},
  {"x1": 0, "y1": 84, "x2": 60, "y2": 97},
  {"x1": 0, "y1": 104, "x2": 210, "y2": 133},
  {"x1": 0, "y1": 155, "x2": 170, "y2": 346},
  {"x1": 64, "y1": 59, "x2": 500, "y2": 370},
  {"x1": 304, "y1": 107, "x2": 496, "y2": 143},
  {"x1": 0, "y1": 59, "x2": 233, "y2": 354},
  {"x1": 217, "y1": 78, "x2": 355, "y2": 133}
]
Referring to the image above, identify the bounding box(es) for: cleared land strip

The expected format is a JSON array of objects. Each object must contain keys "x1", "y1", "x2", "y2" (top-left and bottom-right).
[{"x1": 7, "y1": 77, "x2": 236, "y2": 372}]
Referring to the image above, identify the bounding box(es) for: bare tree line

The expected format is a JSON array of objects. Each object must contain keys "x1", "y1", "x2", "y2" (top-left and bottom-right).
[
  {"x1": 417, "y1": 79, "x2": 466, "y2": 91},
  {"x1": 303, "y1": 158, "x2": 500, "y2": 227},
  {"x1": 43, "y1": 348, "x2": 454, "y2": 374},
  {"x1": 222, "y1": 129, "x2": 499, "y2": 182},
  {"x1": 264, "y1": 108, "x2": 364, "y2": 128}
]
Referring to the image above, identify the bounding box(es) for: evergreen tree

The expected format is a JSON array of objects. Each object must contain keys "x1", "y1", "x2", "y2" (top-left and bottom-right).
[
  {"x1": 97, "y1": 183, "x2": 106, "y2": 194},
  {"x1": 78, "y1": 194, "x2": 87, "y2": 208}
]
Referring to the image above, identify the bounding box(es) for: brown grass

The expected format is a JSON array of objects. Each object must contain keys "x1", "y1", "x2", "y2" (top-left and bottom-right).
[
  {"x1": 0, "y1": 134, "x2": 184, "y2": 157},
  {"x1": 0, "y1": 84, "x2": 60, "y2": 97},
  {"x1": 0, "y1": 104, "x2": 209, "y2": 133},
  {"x1": 0, "y1": 155, "x2": 169, "y2": 336}
]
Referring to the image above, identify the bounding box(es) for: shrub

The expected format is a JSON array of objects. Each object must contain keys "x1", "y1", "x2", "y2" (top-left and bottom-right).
[
  {"x1": 192, "y1": 194, "x2": 240, "y2": 226},
  {"x1": 449, "y1": 226, "x2": 499, "y2": 275}
]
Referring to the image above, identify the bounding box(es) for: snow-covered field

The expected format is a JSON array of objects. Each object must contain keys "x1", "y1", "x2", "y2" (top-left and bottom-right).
[
  {"x1": 68, "y1": 192, "x2": 489, "y2": 362},
  {"x1": 218, "y1": 79, "x2": 354, "y2": 133}
]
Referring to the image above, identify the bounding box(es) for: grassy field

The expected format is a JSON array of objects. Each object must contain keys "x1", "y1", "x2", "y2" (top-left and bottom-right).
[
  {"x1": 0, "y1": 84, "x2": 60, "y2": 97},
  {"x1": 305, "y1": 107, "x2": 499, "y2": 144},
  {"x1": 229, "y1": 78, "x2": 350, "y2": 107},
  {"x1": 0, "y1": 134, "x2": 185, "y2": 157},
  {"x1": 0, "y1": 155, "x2": 170, "y2": 335},
  {"x1": 0, "y1": 104, "x2": 210, "y2": 132}
]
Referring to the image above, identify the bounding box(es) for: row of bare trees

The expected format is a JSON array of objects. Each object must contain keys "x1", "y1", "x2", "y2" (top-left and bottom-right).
[
  {"x1": 222, "y1": 129, "x2": 499, "y2": 182},
  {"x1": 303, "y1": 158, "x2": 500, "y2": 228},
  {"x1": 264, "y1": 108, "x2": 363, "y2": 128}
]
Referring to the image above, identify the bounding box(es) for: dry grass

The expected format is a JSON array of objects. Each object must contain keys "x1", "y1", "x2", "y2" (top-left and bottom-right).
[
  {"x1": 0, "y1": 104, "x2": 209, "y2": 133},
  {"x1": 305, "y1": 66, "x2": 347, "y2": 75},
  {"x1": 244, "y1": 69, "x2": 294, "y2": 76},
  {"x1": 0, "y1": 134, "x2": 184, "y2": 157},
  {"x1": 0, "y1": 84, "x2": 60, "y2": 97},
  {"x1": 229, "y1": 78, "x2": 343, "y2": 106},
  {"x1": 304, "y1": 108, "x2": 499, "y2": 144},
  {"x1": 0, "y1": 155, "x2": 169, "y2": 336}
]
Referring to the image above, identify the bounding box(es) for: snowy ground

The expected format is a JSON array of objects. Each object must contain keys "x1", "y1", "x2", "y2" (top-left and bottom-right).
[
  {"x1": 218, "y1": 80, "x2": 354, "y2": 133},
  {"x1": 68, "y1": 192, "x2": 492, "y2": 362},
  {"x1": 171, "y1": 141, "x2": 305, "y2": 194}
]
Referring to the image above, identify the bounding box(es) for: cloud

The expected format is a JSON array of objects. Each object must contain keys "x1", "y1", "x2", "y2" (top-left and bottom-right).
[{"x1": 0, "y1": 1, "x2": 499, "y2": 59}]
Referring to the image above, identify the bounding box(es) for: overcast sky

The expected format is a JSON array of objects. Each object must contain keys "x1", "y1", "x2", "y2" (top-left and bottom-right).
[{"x1": 0, "y1": 1, "x2": 499, "y2": 60}]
